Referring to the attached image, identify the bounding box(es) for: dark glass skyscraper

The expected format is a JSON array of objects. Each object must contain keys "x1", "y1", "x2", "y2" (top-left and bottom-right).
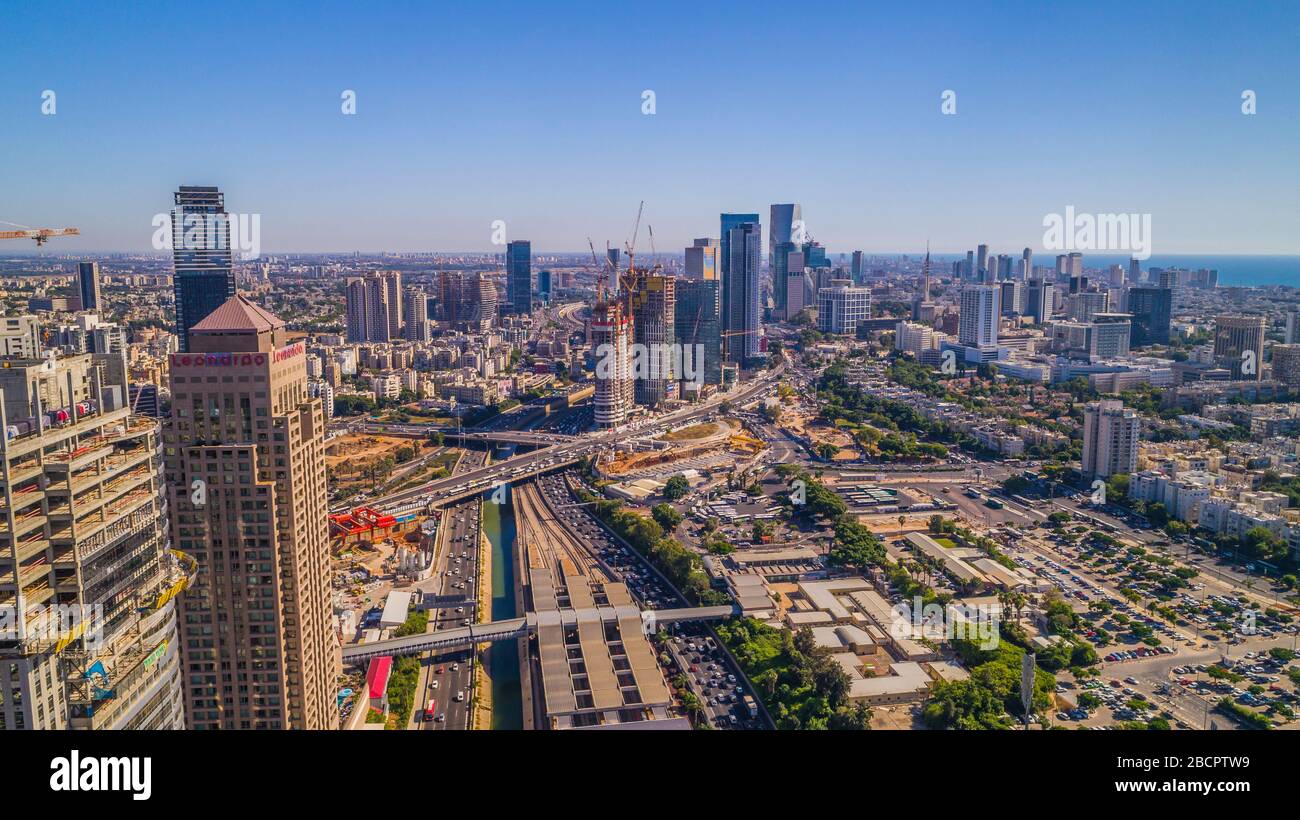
[
  {"x1": 675, "y1": 277, "x2": 722, "y2": 386},
  {"x1": 768, "y1": 203, "x2": 800, "y2": 315},
  {"x1": 720, "y1": 215, "x2": 761, "y2": 363},
  {"x1": 1127, "y1": 286, "x2": 1172, "y2": 347},
  {"x1": 171, "y1": 185, "x2": 235, "y2": 352},
  {"x1": 505, "y1": 240, "x2": 532, "y2": 315},
  {"x1": 77, "y1": 261, "x2": 102, "y2": 312}
]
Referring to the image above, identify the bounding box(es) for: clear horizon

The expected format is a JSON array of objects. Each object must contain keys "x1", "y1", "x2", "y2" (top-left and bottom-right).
[{"x1": 3, "y1": 1, "x2": 1299, "y2": 254}]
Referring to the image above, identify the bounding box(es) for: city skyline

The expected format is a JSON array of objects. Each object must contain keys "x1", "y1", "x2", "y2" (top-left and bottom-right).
[{"x1": 4, "y1": 1, "x2": 1299, "y2": 255}]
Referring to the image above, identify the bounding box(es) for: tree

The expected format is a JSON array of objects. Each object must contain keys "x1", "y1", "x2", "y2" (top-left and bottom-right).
[
  {"x1": 651, "y1": 503, "x2": 683, "y2": 533},
  {"x1": 663, "y1": 474, "x2": 690, "y2": 501}
]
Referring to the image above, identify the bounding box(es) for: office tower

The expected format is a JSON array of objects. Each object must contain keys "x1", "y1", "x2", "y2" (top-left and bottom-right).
[
  {"x1": 1126, "y1": 287, "x2": 1171, "y2": 346},
  {"x1": 1089, "y1": 313, "x2": 1132, "y2": 358},
  {"x1": 816, "y1": 280, "x2": 872, "y2": 336},
  {"x1": 630, "y1": 273, "x2": 676, "y2": 407},
  {"x1": 1081, "y1": 400, "x2": 1140, "y2": 479},
  {"x1": 1158, "y1": 269, "x2": 1181, "y2": 290},
  {"x1": 1270, "y1": 345, "x2": 1300, "y2": 386},
  {"x1": 994, "y1": 254, "x2": 1010, "y2": 280},
  {"x1": 1128, "y1": 257, "x2": 1142, "y2": 284},
  {"x1": 438, "y1": 272, "x2": 500, "y2": 333},
  {"x1": 505, "y1": 240, "x2": 532, "y2": 315},
  {"x1": 964, "y1": 250, "x2": 975, "y2": 280},
  {"x1": 720, "y1": 214, "x2": 761, "y2": 363},
  {"x1": 590, "y1": 299, "x2": 631, "y2": 428},
  {"x1": 1019, "y1": 248, "x2": 1033, "y2": 280},
  {"x1": 1067, "y1": 290, "x2": 1109, "y2": 322},
  {"x1": 958, "y1": 285, "x2": 999, "y2": 348},
  {"x1": 851, "y1": 250, "x2": 865, "y2": 283},
  {"x1": 1055, "y1": 254, "x2": 1068, "y2": 280},
  {"x1": 913, "y1": 248, "x2": 933, "y2": 320},
  {"x1": 769, "y1": 203, "x2": 802, "y2": 314},
  {"x1": 403, "y1": 287, "x2": 430, "y2": 342},
  {"x1": 674, "y1": 278, "x2": 722, "y2": 387},
  {"x1": 77, "y1": 261, "x2": 102, "y2": 312},
  {"x1": 684, "y1": 238, "x2": 718, "y2": 281},
  {"x1": 999, "y1": 280, "x2": 1023, "y2": 317},
  {"x1": 344, "y1": 273, "x2": 398, "y2": 343},
  {"x1": 164, "y1": 295, "x2": 338, "y2": 729},
  {"x1": 1287, "y1": 311, "x2": 1300, "y2": 345},
  {"x1": 1214, "y1": 314, "x2": 1266, "y2": 380},
  {"x1": 0, "y1": 352, "x2": 185, "y2": 729},
  {"x1": 785, "y1": 248, "x2": 810, "y2": 319},
  {"x1": 537, "y1": 269, "x2": 552, "y2": 303},
  {"x1": 171, "y1": 185, "x2": 236, "y2": 352},
  {"x1": 1023, "y1": 279, "x2": 1052, "y2": 324},
  {"x1": 1069, "y1": 275, "x2": 1088, "y2": 295},
  {"x1": 1067, "y1": 252, "x2": 1083, "y2": 278},
  {"x1": 976, "y1": 244, "x2": 989, "y2": 281}
]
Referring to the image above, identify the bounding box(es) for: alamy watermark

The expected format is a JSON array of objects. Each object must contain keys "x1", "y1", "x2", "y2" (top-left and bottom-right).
[
  {"x1": 595, "y1": 342, "x2": 705, "y2": 387},
  {"x1": 151, "y1": 212, "x2": 262, "y2": 261},
  {"x1": 1043, "y1": 205, "x2": 1151, "y2": 260},
  {"x1": 1, "y1": 603, "x2": 104, "y2": 650}
]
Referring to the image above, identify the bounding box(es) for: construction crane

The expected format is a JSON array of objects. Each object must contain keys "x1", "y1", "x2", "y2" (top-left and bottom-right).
[{"x1": 0, "y1": 221, "x2": 80, "y2": 247}]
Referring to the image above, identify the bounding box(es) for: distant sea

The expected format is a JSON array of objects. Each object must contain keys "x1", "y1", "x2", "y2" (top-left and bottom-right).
[{"x1": 875, "y1": 254, "x2": 1300, "y2": 289}]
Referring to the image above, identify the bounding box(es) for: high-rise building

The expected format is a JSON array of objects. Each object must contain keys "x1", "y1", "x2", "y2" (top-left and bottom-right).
[
  {"x1": 1019, "y1": 248, "x2": 1033, "y2": 280},
  {"x1": 630, "y1": 273, "x2": 676, "y2": 407},
  {"x1": 768, "y1": 204, "x2": 801, "y2": 315},
  {"x1": 403, "y1": 286, "x2": 429, "y2": 342},
  {"x1": 164, "y1": 295, "x2": 338, "y2": 729},
  {"x1": 684, "y1": 238, "x2": 718, "y2": 281},
  {"x1": 537, "y1": 269, "x2": 552, "y2": 303},
  {"x1": 999, "y1": 280, "x2": 1023, "y2": 317},
  {"x1": 1270, "y1": 344, "x2": 1300, "y2": 386},
  {"x1": 505, "y1": 240, "x2": 532, "y2": 315},
  {"x1": 674, "y1": 278, "x2": 722, "y2": 388},
  {"x1": 344, "y1": 273, "x2": 401, "y2": 343},
  {"x1": 78, "y1": 261, "x2": 103, "y2": 313},
  {"x1": 721, "y1": 216, "x2": 761, "y2": 363},
  {"x1": 1126, "y1": 287, "x2": 1171, "y2": 347},
  {"x1": 0, "y1": 352, "x2": 186, "y2": 729},
  {"x1": 0, "y1": 315, "x2": 41, "y2": 358},
  {"x1": 1082, "y1": 399, "x2": 1140, "y2": 479},
  {"x1": 1285, "y1": 310, "x2": 1300, "y2": 345},
  {"x1": 851, "y1": 250, "x2": 865, "y2": 283},
  {"x1": 1128, "y1": 257, "x2": 1142, "y2": 284},
  {"x1": 1214, "y1": 314, "x2": 1266, "y2": 380},
  {"x1": 1066, "y1": 290, "x2": 1109, "y2": 322},
  {"x1": 976, "y1": 244, "x2": 989, "y2": 281},
  {"x1": 590, "y1": 299, "x2": 632, "y2": 428},
  {"x1": 171, "y1": 186, "x2": 236, "y2": 352},
  {"x1": 958, "y1": 285, "x2": 999, "y2": 348},
  {"x1": 816, "y1": 280, "x2": 872, "y2": 336}
]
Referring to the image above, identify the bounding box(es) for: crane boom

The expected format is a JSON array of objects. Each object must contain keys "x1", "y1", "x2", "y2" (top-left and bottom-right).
[{"x1": 0, "y1": 227, "x2": 80, "y2": 246}]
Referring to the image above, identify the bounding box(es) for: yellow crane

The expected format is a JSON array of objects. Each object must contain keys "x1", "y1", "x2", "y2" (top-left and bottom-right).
[{"x1": 0, "y1": 221, "x2": 80, "y2": 246}]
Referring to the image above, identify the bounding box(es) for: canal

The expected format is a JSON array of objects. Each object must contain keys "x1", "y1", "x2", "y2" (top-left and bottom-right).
[{"x1": 481, "y1": 485, "x2": 522, "y2": 730}]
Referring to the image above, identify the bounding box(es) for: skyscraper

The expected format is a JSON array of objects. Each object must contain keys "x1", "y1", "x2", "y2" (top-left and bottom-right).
[
  {"x1": 630, "y1": 273, "x2": 676, "y2": 407},
  {"x1": 976, "y1": 244, "x2": 989, "y2": 282},
  {"x1": 684, "y1": 238, "x2": 718, "y2": 281},
  {"x1": 1082, "y1": 400, "x2": 1140, "y2": 479},
  {"x1": 0, "y1": 352, "x2": 186, "y2": 729},
  {"x1": 958, "y1": 285, "x2": 999, "y2": 348},
  {"x1": 344, "y1": 273, "x2": 400, "y2": 343},
  {"x1": 591, "y1": 299, "x2": 632, "y2": 428},
  {"x1": 674, "y1": 277, "x2": 722, "y2": 388},
  {"x1": 721, "y1": 216, "x2": 761, "y2": 363},
  {"x1": 768, "y1": 204, "x2": 801, "y2": 315},
  {"x1": 1214, "y1": 314, "x2": 1266, "y2": 380},
  {"x1": 1126, "y1": 287, "x2": 1171, "y2": 347},
  {"x1": 403, "y1": 286, "x2": 429, "y2": 342},
  {"x1": 851, "y1": 250, "x2": 865, "y2": 283},
  {"x1": 537, "y1": 269, "x2": 552, "y2": 303},
  {"x1": 1019, "y1": 248, "x2": 1033, "y2": 280},
  {"x1": 171, "y1": 186, "x2": 236, "y2": 352},
  {"x1": 78, "y1": 261, "x2": 102, "y2": 312},
  {"x1": 505, "y1": 240, "x2": 532, "y2": 315},
  {"x1": 164, "y1": 295, "x2": 338, "y2": 729}
]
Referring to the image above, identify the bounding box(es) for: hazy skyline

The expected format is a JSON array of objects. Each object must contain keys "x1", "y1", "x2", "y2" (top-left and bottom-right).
[{"x1": 4, "y1": 1, "x2": 1299, "y2": 255}]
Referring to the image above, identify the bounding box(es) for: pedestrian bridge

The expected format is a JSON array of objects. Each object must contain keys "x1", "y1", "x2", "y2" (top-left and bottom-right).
[{"x1": 341, "y1": 603, "x2": 739, "y2": 663}]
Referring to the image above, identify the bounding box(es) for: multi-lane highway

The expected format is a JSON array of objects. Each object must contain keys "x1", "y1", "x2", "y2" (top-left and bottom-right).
[{"x1": 366, "y1": 364, "x2": 784, "y2": 514}]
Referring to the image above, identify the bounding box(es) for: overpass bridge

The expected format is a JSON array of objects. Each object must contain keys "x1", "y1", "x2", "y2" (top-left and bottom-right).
[
  {"x1": 357, "y1": 424, "x2": 576, "y2": 446},
  {"x1": 341, "y1": 603, "x2": 739, "y2": 663}
]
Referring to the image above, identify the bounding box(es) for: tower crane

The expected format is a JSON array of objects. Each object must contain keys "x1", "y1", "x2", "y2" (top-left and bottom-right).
[{"x1": 0, "y1": 221, "x2": 80, "y2": 246}]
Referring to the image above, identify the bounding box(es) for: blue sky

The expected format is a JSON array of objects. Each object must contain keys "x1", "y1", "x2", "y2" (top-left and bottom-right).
[{"x1": 2, "y1": 0, "x2": 1298, "y2": 255}]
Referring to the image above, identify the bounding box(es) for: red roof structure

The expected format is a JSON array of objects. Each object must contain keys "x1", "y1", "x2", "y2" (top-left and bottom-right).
[{"x1": 191, "y1": 294, "x2": 285, "y2": 333}]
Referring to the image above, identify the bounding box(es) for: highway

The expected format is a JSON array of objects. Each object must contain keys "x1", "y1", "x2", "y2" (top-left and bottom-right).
[
  {"x1": 365, "y1": 363, "x2": 784, "y2": 514},
  {"x1": 411, "y1": 450, "x2": 487, "y2": 730}
]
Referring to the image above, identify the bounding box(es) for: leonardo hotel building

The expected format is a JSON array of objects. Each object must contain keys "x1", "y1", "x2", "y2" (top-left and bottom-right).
[{"x1": 163, "y1": 295, "x2": 339, "y2": 729}]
